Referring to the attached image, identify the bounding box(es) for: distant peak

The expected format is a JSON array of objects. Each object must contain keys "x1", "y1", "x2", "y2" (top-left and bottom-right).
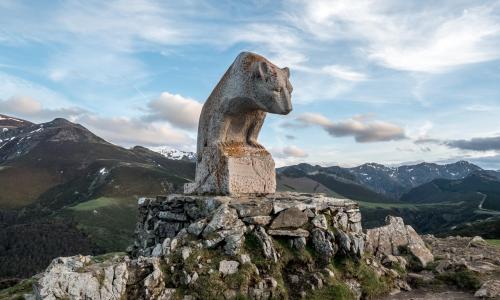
[{"x1": 49, "y1": 118, "x2": 73, "y2": 125}]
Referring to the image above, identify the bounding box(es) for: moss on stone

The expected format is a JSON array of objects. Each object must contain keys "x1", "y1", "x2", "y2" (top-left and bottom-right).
[
  {"x1": 225, "y1": 263, "x2": 259, "y2": 293},
  {"x1": 307, "y1": 278, "x2": 355, "y2": 300},
  {"x1": 436, "y1": 270, "x2": 481, "y2": 291},
  {"x1": 333, "y1": 256, "x2": 392, "y2": 299},
  {"x1": 190, "y1": 272, "x2": 226, "y2": 299},
  {"x1": 0, "y1": 279, "x2": 34, "y2": 300}
]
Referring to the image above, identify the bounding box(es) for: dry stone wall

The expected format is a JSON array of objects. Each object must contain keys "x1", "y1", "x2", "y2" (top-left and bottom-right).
[{"x1": 129, "y1": 192, "x2": 365, "y2": 260}]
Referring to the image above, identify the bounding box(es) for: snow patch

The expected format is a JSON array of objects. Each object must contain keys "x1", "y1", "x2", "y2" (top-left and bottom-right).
[
  {"x1": 150, "y1": 146, "x2": 196, "y2": 161},
  {"x1": 99, "y1": 167, "x2": 108, "y2": 175}
]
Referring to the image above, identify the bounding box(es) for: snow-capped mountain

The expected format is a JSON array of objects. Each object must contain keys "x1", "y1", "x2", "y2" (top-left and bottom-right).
[
  {"x1": 150, "y1": 146, "x2": 196, "y2": 162},
  {"x1": 278, "y1": 161, "x2": 483, "y2": 199},
  {"x1": 0, "y1": 114, "x2": 32, "y2": 131}
]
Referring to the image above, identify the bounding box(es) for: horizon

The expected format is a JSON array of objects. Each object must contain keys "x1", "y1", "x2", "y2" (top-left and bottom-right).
[
  {"x1": 1, "y1": 1, "x2": 500, "y2": 169},
  {"x1": 3, "y1": 111, "x2": 497, "y2": 171}
]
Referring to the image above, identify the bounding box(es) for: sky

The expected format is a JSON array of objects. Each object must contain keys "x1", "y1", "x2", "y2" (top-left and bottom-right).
[{"x1": 1, "y1": 0, "x2": 500, "y2": 169}]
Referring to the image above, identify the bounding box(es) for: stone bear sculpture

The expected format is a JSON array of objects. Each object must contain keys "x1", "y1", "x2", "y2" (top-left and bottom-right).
[{"x1": 185, "y1": 52, "x2": 293, "y2": 195}]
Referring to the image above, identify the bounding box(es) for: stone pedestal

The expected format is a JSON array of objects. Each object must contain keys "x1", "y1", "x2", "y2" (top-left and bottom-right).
[
  {"x1": 184, "y1": 144, "x2": 276, "y2": 195},
  {"x1": 130, "y1": 192, "x2": 364, "y2": 259}
]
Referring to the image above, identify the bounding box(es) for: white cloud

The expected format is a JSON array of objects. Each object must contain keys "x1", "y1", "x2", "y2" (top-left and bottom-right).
[
  {"x1": 1, "y1": 95, "x2": 42, "y2": 114},
  {"x1": 80, "y1": 115, "x2": 194, "y2": 148},
  {"x1": 272, "y1": 145, "x2": 308, "y2": 158},
  {"x1": 0, "y1": 93, "x2": 195, "y2": 149},
  {"x1": 0, "y1": 95, "x2": 88, "y2": 121},
  {"x1": 321, "y1": 65, "x2": 367, "y2": 81},
  {"x1": 290, "y1": 0, "x2": 500, "y2": 73},
  {"x1": 292, "y1": 112, "x2": 407, "y2": 142},
  {"x1": 144, "y1": 92, "x2": 203, "y2": 130}
]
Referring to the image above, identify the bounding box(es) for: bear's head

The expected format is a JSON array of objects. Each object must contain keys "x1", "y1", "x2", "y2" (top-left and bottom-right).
[{"x1": 237, "y1": 52, "x2": 293, "y2": 115}]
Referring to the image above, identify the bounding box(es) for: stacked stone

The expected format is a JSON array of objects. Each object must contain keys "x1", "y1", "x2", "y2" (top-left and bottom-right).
[{"x1": 129, "y1": 192, "x2": 365, "y2": 261}]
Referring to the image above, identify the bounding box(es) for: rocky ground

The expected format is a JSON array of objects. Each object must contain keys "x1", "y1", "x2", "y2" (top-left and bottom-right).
[
  {"x1": 1, "y1": 193, "x2": 499, "y2": 299},
  {"x1": 381, "y1": 235, "x2": 500, "y2": 299}
]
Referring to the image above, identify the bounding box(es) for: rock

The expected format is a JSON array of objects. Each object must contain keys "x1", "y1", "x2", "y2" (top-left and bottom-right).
[
  {"x1": 181, "y1": 247, "x2": 192, "y2": 261},
  {"x1": 170, "y1": 238, "x2": 179, "y2": 252},
  {"x1": 311, "y1": 228, "x2": 337, "y2": 260},
  {"x1": 224, "y1": 232, "x2": 245, "y2": 256},
  {"x1": 187, "y1": 219, "x2": 207, "y2": 236},
  {"x1": 406, "y1": 225, "x2": 434, "y2": 267},
  {"x1": 345, "y1": 279, "x2": 362, "y2": 300},
  {"x1": 254, "y1": 226, "x2": 278, "y2": 263},
  {"x1": 272, "y1": 200, "x2": 307, "y2": 214},
  {"x1": 151, "y1": 243, "x2": 163, "y2": 257},
  {"x1": 161, "y1": 238, "x2": 171, "y2": 256},
  {"x1": 332, "y1": 211, "x2": 348, "y2": 230},
  {"x1": 324, "y1": 268, "x2": 335, "y2": 278},
  {"x1": 185, "y1": 52, "x2": 292, "y2": 195},
  {"x1": 242, "y1": 215, "x2": 272, "y2": 225},
  {"x1": 191, "y1": 272, "x2": 199, "y2": 284},
  {"x1": 267, "y1": 277, "x2": 278, "y2": 289},
  {"x1": 289, "y1": 237, "x2": 307, "y2": 250},
  {"x1": 203, "y1": 204, "x2": 239, "y2": 237},
  {"x1": 347, "y1": 210, "x2": 361, "y2": 223},
  {"x1": 311, "y1": 273, "x2": 323, "y2": 289},
  {"x1": 288, "y1": 274, "x2": 300, "y2": 284},
  {"x1": 269, "y1": 207, "x2": 308, "y2": 229},
  {"x1": 350, "y1": 234, "x2": 365, "y2": 257},
  {"x1": 158, "y1": 211, "x2": 187, "y2": 221},
  {"x1": 382, "y1": 254, "x2": 398, "y2": 267},
  {"x1": 469, "y1": 236, "x2": 487, "y2": 248},
  {"x1": 336, "y1": 229, "x2": 351, "y2": 254},
  {"x1": 304, "y1": 208, "x2": 316, "y2": 218},
  {"x1": 219, "y1": 260, "x2": 240, "y2": 276},
  {"x1": 181, "y1": 271, "x2": 192, "y2": 285},
  {"x1": 475, "y1": 280, "x2": 500, "y2": 298},
  {"x1": 35, "y1": 255, "x2": 173, "y2": 300},
  {"x1": 366, "y1": 216, "x2": 433, "y2": 268},
  {"x1": 268, "y1": 228, "x2": 310, "y2": 237},
  {"x1": 240, "y1": 254, "x2": 252, "y2": 264},
  {"x1": 224, "y1": 289, "x2": 237, "y2": 299},
  {"x1": 311, "y1": 214, "x2": 328, "y2": 230},
  {"x1": 232, "y1": 202, "x2": 273, "y2": 218},
  {"x1": 349, "y1": 222, "x2": 363, "y2": 234}
]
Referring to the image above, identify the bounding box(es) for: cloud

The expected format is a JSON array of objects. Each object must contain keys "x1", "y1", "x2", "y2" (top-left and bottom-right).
[
  {"x1": 0, "y1": 93, "x2": 195, "y2": 149},
  {"x1": 446, "y1": 136, "x2": 500, "y2": 152},
  {"x1": 80, "y1": 115, "x2": 194, "y2": 148},
  {"x1": 0, "y1": 95, "x2": 88, "y2": 121},
  {"x1": 290, "y1": 0, "x2": 500, "y2": 73},
  {"x1": 321, "y1": 65, "x2": 368, "y2": 81},
  {"x1": 143, "y1": 92, "x2": 203, "y2": 130},
  {"x1": 292, "y1": 112, "x2": 407, "y2": 143},
  {"x1": 272, "y1": 145, "x2": 308, "y2": 158}
]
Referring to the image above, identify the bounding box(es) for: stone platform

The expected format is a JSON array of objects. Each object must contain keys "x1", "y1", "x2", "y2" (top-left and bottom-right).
[{"x1": 129, "y1": 192, "x2": 365, "y2": 259}]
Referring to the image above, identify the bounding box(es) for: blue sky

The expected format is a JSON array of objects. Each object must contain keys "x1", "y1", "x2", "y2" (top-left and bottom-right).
[{"x1": 1, "y1": 0, "x2": 500, "y2": 169}]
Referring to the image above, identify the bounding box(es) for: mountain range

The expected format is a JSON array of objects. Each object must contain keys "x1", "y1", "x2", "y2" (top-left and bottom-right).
[{"x1": 1, "y1": 113, "x2": 499, "y2": 283}]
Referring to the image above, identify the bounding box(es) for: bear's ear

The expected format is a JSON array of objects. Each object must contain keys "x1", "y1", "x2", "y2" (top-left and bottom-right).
[
  {"x1": 255, "y1": 61, "x2": 270, "y2": 80},
  {"x1": 282, "y1": 67, "x2": 290, "y2": 78}
]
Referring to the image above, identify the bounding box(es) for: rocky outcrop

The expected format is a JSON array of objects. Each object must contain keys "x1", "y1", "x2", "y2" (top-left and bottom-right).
[
  {"x1": 34, "y1": 192, "x2": 374, "y2": 300},
  {"x1": 366, "y1": 216, "x2": 434, "y2": 268},
  {"x1": 34, "y1": 255, "x2": 173, "y2": 300},
  {"x1": 475, "y1": 280, "x2": 500, "y2": 298}
]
